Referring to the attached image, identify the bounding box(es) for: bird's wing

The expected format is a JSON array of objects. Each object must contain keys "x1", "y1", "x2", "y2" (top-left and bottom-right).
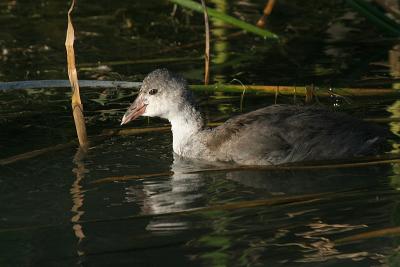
[
  {"x1": 206, "y1": 105, "x2": 294, "y2": 148},
  {"x1": 206, "y1": 105, "x2": 296, "y2": 163}
]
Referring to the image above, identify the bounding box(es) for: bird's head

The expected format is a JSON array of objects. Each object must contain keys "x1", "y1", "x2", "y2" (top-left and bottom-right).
[{"x1": 121, "y1": 68, "x2": 192, "y2": 125}]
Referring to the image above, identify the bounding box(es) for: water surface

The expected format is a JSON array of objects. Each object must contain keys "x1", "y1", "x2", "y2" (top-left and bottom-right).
[{"x1": 1, "y1": 0, "x2": 400, "y2": 266}]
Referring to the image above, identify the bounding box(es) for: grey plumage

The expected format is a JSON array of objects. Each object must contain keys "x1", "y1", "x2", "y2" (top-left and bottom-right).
[
  {"x1": 205, "y1": 104, "x2": 390, "y2": 165},
  {"x1": 122, "y1": 69, "x2": 392, "y2": 166}
]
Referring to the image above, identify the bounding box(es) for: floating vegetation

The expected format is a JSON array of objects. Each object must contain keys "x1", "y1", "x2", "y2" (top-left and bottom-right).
[{"x1": 1, "y1": 80, "x2": 399, "y2": 97}]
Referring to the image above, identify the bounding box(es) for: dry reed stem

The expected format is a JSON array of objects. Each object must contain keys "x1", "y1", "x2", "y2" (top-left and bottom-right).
[
  {"x1": 230, "y1": 79, "x2": 247, "y2": 112},
  {"x1": 66, "y1": 0, "x2": 88, "y2": 148},
  {"x1": 102, "y1": 123, "x2": 222, "y2": 136},
  {"x1": 201, "y1": 0, "x2": 210, "y2": 85},
  {"x1": 335, "y1": 226, "x2": 400, "y2": 244},
  {"x1": 0, "y1": 80, "x2": 141, "y2": 90},
  {"x1": 1, "y1": 80, "x2": 399, "y2": 97},
  {"x1": 101, "y1": 126, "x2": 171, "y2": 136},
  {"x1": 0, "y1": 119, "x2": 396, "y2": 166},
  {"x1": 79, "y1": 56, "x2": 203, "y2": 69},
  {"x1": 256, "y1": 0, "x2": 277, "y2": 28},
  {"x1": 90, "y1": 171, "x2": 174, "y2": 184},
  {"x1": 91, "y1": 157, "x2": 400, "y2": 184},
  {"x1": 0, "y1": 192, "x2": 329, "y2": 234},
  {"x1": 77, "y1": 192, "x2": 329, "y2": 224},
  {"x1": 170, "y1": 0, "x2": 278, "y2": 39},
  {"x1": 189, "y1": 84, "x2": 399, "y2": 96},
  {"x1": 0, "y1": 141, "x2": 76, "y2": 165},
  {"x1": 0, "y1": 124, "x2": 222, "y2": 166},
  {"x1": 305, "y1": 85, "x2": 314, "y2": 104}
]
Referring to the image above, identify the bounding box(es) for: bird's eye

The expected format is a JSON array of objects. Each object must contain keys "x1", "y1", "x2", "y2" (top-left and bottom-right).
[{"x1": 149, "y1": 89, "x2": 158, "y2": 95}]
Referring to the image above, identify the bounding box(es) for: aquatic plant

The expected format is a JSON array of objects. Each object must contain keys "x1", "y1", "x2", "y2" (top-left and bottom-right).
[
  {"x1": 169, "y1": 0, "x2": 279, "y2": 39},
  {"x1": 347, "y1": 0, "x2": 400, "y2": 36}
]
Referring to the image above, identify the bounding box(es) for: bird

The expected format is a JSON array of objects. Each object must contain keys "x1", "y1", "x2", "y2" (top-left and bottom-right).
[{"x1": 121, "y1": 68, "x2": 391, "y2": 166}]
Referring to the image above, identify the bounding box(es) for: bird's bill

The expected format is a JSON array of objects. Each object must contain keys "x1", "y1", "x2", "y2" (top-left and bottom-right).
[{"x1": 121, "y1": 97, "x2": 147, "y2": 125}]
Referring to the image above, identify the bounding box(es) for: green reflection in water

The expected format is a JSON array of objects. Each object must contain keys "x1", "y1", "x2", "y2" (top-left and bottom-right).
[
  {"x1": 196, "y1": 210, "x2": 231, "y2": 266},
  {"x1": 209, "y1": 0, "x2": 229, "y2": 84}
]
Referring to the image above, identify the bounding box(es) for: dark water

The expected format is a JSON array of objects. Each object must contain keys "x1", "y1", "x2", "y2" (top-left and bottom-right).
[{"x1": 1, "y1": 0, "x2": 400, "y2": 266}]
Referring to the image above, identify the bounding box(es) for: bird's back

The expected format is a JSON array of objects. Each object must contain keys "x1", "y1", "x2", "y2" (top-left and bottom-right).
[{"x1": 206, "y1": 104, "x2": 391, "y2": 165}]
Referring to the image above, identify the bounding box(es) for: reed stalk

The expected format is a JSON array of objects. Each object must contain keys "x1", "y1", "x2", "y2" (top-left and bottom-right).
[
  {"x1": 91, "y1": 157, "x2": 400, "y2": 184},
  {"x1": 65, "y1": 0, "x2": 88, "y2": 148},
  {"x1": 0, "y1": 80, "x2": 141, "y2": 90},
  {"x1": 256, "y1": 0, "x2": 277, "y2": 28},
  {"x1": 189, "y1": 84, "x2": 399, "y2": 96},
  {"x1": 201, "y1": 0, "x2": 210, "y2": 85},
  {"x1": 78, "y1": 56, "x2": 203, "y2": 69},
  {"x1": 335, "y1": 226, "x2": 400, "y2": 244},
  {"x1": 1, "y1": 80, "x2": 399, "y2": 97},
  {"x1": 0, "y1": 141, "x2": 77, "y2": 165}
]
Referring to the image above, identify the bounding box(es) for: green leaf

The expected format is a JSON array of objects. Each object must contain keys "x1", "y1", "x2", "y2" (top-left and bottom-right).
[{"x1": 169, "y1": 0, "x2": 279, "y2": 40}]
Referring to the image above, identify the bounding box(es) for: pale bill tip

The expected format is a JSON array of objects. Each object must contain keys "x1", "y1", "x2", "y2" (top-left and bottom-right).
[{"x1": 120, "y1": 115, "x2": 127, "y2": 126}]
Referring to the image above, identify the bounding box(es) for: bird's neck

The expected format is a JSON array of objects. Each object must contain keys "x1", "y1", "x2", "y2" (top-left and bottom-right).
[{"x1": 168, "y1": 104, "x2": 204, "y2": 154}]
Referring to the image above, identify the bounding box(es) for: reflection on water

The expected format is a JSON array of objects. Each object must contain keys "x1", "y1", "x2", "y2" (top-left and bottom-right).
[
  {"x1": 0, "y1": 124, "x2": 399, "y2": 266},
  {"x1": 126, "y1": 150, "x2": 397, "y2": 265},
  {"x1": 390, "y1": 44, "x2": 400, "y2": 80},
  {"x1": 388, "y1": 100, "x2": 400, "y2": 134},
  {"x1": 226, "y1": 166, "x2": 388, "y2": 195},
  {"x1": 70, "y1": 148, "x2": 88, "y2": 257},
  {"x1": 210, "y1": 0, "x2": 229, "y2": 68},
  {"x1": 59, "y1": 133, "x2": 398, "y2": 266},
  {"x1": 1, "y1": 0, "x2": 400, "y2": 266}
]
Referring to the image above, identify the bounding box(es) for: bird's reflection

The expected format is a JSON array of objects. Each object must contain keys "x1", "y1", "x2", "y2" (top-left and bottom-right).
[
  {"x1": 141, "y1": 156, "x2": 227, "y2": 233},
  {"x1": 140, "y1": 155, "x2": 393, "y2": 234},
  {"x1": 225, "y1": 166, "x2": 387, "y2": 196}
]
